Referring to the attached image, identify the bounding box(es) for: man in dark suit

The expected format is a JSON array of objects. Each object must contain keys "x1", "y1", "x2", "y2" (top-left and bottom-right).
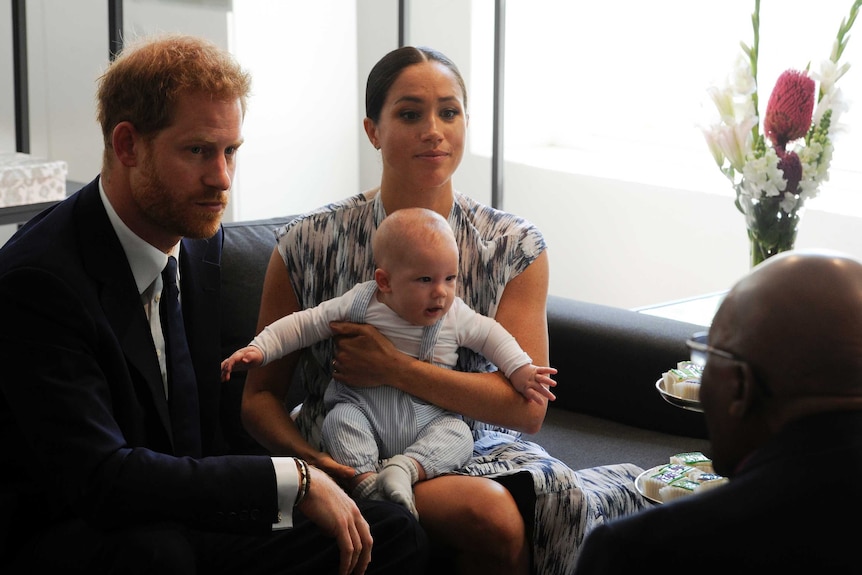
[
  {"x1": 572, "y1": 249, "x2": 862, "y2": 574},
  {"x1": 0, "y1": 34, "x2": 426, "y2": 574}
]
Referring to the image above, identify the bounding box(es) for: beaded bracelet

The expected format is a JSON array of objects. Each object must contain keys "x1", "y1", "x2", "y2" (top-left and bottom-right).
[{"x1": 294, "y1": 458, "x2": 311, "y2": 506}]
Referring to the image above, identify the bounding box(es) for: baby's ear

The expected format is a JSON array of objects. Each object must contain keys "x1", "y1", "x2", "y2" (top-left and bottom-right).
[{"x1": 375, "y1": 268, "x2": 391, "y2": 292}]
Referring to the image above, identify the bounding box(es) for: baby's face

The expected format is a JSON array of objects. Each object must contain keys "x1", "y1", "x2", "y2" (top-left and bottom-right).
[{"x1": 384, "y1": 241, "x2": 459, "y2": 326}]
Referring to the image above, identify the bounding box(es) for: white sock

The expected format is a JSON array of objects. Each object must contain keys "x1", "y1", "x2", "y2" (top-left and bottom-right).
[
  {"x1": 352, "y1": 473, "x2": 383, "y2": 501},
  {"x1": 377, "y1": 454, "x2": 420, "y2": 518}
]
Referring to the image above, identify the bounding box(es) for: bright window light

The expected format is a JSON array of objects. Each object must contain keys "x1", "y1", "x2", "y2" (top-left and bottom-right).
[{"x1": 474, "y1": 0, "x2": 862, "y2": 214}]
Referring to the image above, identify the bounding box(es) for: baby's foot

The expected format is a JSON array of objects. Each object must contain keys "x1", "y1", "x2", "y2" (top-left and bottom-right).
[
  {"x1": 377, "y1": 454, "x2": 419, "y2": 518},
  {"x1": 351, "y1": 473, "x2": 384, "y2": 501}
]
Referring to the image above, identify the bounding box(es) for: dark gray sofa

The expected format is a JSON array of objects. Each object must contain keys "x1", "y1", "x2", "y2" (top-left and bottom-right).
[{"x1": 219, "y1": 217, "x2": 712, "y2": 473}]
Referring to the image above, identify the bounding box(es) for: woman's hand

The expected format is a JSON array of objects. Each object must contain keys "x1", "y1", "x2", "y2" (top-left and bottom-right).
[
  {"x1": 329, "y1": 320, "x2": 540, "y2": 433},
  {"x1": 309, "y1": 451, "x2": 357, "y2": 486},
  {"x1": 329, "y1": 321, "x2": 411, "y2": 388}
]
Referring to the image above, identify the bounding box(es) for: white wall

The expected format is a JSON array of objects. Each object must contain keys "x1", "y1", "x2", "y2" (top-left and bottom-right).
[
  {"x1": 492, "y1": 155, "x2": 862, "y2": 309},
  {"x1": 356, "y1": 0, "x2": 399, "y2": 192},
  {"x1": 0, "y1": 0, "x2": 362, "y2": 224},
  {"x1": 0, "y1": 2, "x2": 20, "y2": 152},
  {"x1": 0, "y1": 0, "x2": 105, "y2": 171},
  {"x1": 2, "y1": 0, "x2": 861, "y2": 311},
  {"x1": 232, "y1": 0, "x2": 362, "y2": 219}
]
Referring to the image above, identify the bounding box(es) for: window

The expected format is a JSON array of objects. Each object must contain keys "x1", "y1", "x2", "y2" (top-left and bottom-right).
[{"x1": 476, "y1": 0, "x2": 862, "y2": 214}]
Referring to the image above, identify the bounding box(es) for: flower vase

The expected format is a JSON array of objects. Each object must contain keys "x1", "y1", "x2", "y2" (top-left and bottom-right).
[{"x1": 737, "y1": 193, "x2": 802, "y2": 268}]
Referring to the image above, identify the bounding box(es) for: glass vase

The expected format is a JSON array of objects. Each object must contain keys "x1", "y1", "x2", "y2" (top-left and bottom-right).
[{"x1": 737, "y1": 193, "x2": 802, "y2": 268}]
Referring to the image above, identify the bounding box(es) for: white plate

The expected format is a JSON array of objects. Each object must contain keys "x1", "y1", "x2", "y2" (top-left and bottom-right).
[
  {"x1": 635, "y1": 465, "x2": 664, "y2": 504},
  {"x1": 655, "y1": 378, "x2": 703, "y2": 412}
]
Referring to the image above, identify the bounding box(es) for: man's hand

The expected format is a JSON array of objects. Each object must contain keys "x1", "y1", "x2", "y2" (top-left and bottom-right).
[{"x1": 298, "y1": 465, "x2": 373, "y2": 575}]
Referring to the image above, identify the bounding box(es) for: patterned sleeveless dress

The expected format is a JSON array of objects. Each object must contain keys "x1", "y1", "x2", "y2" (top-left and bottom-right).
[{"x1": 275, "y1": 189, "x2": 648, "y2": 573}]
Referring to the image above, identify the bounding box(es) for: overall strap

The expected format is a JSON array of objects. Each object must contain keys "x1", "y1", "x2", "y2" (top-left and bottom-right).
[
  {"x1": 348, "y1": 281, "x2": 379, "y2": 323},
  {"x1": 417, "y1": 318, "x2": 443, "y2": 364},
  {"x1": 349, "y1": 280, "x2": 443, "y2": 364}
]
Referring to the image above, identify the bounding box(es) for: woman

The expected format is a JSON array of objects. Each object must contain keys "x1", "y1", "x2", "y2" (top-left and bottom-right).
[{"x1": 242, "y1": 46, "x2": 647, "y2": 574}]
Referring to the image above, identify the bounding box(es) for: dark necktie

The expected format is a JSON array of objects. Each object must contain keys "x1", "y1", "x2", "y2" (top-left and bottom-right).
[{"x1": 161, "y1": 255, "x2": 202, "y2": 457}]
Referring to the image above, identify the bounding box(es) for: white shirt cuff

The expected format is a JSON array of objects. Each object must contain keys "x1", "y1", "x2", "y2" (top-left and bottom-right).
[{"x1": 271, "y1": 456, "x2": 300, "y2": 529}]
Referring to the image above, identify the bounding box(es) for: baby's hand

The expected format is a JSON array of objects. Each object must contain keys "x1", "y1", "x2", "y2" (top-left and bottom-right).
[
  {"x1": 220, "y1": 346, "x2": 264, "y2": 381},
  {"x1": 510, "y1": 364, "x2": 558, "y2": 404}
]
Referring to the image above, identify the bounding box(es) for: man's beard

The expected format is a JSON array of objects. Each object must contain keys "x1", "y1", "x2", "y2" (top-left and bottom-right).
[{"x1": 133, "y1": 155, "x2": 226, "y2": 240}]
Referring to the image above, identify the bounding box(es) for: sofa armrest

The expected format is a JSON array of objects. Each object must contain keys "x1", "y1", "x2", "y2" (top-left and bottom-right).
[{"x1": 547, "y1": 295, "x2": 709, "y2": 438}]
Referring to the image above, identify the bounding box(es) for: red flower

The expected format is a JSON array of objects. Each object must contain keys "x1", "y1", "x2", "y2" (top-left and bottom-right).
[
  {"x1": 763, "y1": 69, "x2": 815, "y2": 150},
  {"x1": 776, "y1": 149, "x2": 802, "y2": 195}
]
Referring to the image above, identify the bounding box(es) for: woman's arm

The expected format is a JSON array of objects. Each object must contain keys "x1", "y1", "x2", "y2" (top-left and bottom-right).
[
  {"x1": 330, "y1": 251, "x2": 552, "y2": 434},
  {"x1": 241, "y1": 248, "x2": 354, "y2": 480}
]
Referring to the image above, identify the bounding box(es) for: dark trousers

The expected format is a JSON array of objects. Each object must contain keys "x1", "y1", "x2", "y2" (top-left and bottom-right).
[{"x1": 6, "y1": 499, "x2": 428, "y2": 574}]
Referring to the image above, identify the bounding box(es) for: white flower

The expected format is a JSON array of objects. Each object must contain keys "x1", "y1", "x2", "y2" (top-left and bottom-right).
[
  {"x1": 813, "y1": 87, "x2": 848, "y2": 133},
  {"x1": 779, "y1": 193, "x2": 799, "y2": 214},
  {"x1": 702, "y1": 125, "x2": 727, "y2": 168},
  {"x1": 703, "y1": 120, "x2": 755, "y2": 174},
  {"x1": 707, "y1": 85, "x2": 737, "y2": 124},
  {"x1": 729, "y1": 54, "x2": 757, "y2": 96},
  {"x1": 797, "y1": 140, "x2": 834, "y2": 202},
  {"x1": 741, "y1": 148, "x2": 786, "y2": 199},
  {"x1": 811, "y1": 55, "x2": 851, "y2": 97},
  {"x1": 725, "y1": 117, "x2": 758, "y2": 172},
  {"x1": 705, "y1": 56, "x2": 758, "y2": 143}
]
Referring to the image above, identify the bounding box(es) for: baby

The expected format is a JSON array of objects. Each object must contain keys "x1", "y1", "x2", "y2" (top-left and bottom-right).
[{"x1": 222, "y1": 207, "x2": 557, "y2": 517}]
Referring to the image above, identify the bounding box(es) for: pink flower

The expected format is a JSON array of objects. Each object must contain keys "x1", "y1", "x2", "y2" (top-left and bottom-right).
[{"x1": 763, "y1": 69, "x2": 815, "y2": 149}]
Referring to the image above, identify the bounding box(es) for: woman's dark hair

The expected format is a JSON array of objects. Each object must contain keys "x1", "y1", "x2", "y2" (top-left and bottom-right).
[{"x1": 365, "y1": 46, "x2": 467, "y2": 124}]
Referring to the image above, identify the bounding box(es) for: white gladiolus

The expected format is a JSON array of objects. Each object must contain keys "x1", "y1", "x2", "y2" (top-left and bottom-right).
[
  {"x1": 722, "y1": 117, "x2": 758, "y2": 173},
  {"x1": 729, "y1": 54, "x2": 757, "y2": 96},
  {"x1": 811, "y1": 56, "x2": 850, "y2": 98},
  {"x1": 707, "y1": 86, "x2": 737, "y2": 124}
]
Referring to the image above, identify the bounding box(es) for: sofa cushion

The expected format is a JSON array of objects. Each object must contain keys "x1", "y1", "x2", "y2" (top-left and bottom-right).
[
  {"x1": 524, "y1": 407, "x2": 710, "y2": 471},
  {"x1": 220, "y1": 216, "x2": 294, "y2": 453}
]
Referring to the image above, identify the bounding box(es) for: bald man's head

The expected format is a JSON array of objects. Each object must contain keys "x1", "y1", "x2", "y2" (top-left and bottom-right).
[
  {"x1": 701, "y1": 250, "x2": 862, "y2": 476},
  {"x1": 712, "y1": 250, "x2": 862, "y2": 398}
]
